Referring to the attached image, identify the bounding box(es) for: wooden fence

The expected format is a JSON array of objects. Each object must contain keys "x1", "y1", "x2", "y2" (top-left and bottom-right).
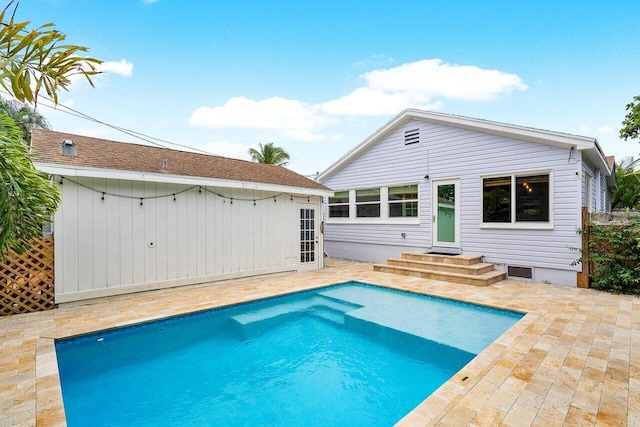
[
  {"x1": 577, "y1": 206, "x2": 590, "y2": 288},
  {"x1": 1, "y1": 238, "x2": 55, "y2": 316}
]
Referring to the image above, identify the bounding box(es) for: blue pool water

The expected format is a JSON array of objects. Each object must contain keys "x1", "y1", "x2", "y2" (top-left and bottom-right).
[{"x1": 55, "y1": 282, "x2": 523, "y2": 426}]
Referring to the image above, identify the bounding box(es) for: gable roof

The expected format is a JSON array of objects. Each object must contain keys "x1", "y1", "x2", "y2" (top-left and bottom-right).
[
  {"x1": 31, "y1": 129, "x2": 330, "y2": 194},
  {"x1": 606, "y1": 156, "x2": 615, "y2": 170},
  {"x1": 318, "y1": 109, "x2": 613, "y2": 182}
]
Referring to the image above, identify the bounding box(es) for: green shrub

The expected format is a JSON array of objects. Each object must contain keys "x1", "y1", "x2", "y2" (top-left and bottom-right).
[{"x1": 574, "y1": 214, "x2": 640, "y2": 295}]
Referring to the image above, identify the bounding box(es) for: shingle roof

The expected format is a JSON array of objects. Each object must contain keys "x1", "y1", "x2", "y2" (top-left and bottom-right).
[
  {"x1": 31, "y1": 129, "x2": 329, "y2": 192},
  {"x1": 606, "y1": 155, "x2": 615, "y2": 170}
]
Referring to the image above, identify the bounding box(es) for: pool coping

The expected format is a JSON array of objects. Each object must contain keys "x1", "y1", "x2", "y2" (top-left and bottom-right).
[{"x1": 2, "y1": 259, "x2": 638, "y2": 426}]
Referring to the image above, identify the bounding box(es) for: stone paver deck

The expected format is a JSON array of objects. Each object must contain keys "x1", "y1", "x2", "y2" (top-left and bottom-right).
[{"x1": 1, "y1": 259, "x2": 638, "y2": 426}]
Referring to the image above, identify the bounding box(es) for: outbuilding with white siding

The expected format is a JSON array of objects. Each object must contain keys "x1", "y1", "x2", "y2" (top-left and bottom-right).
[
  {"x1": 31, "y1": 130, "x2": 332, "y2": 303},
  {"x1": 318, "y1": 109, "x2": 615, "y2": 287}
]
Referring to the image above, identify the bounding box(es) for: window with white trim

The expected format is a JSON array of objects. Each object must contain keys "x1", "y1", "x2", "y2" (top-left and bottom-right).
[
  {"x1": 482, "y1": 173, "x2": 550, "y2": 224},
  {"x1": 356, "y1": 188, "x2": 380, "y2": 217},
  {"x1": 328, "y1": 191, "x2": 349, "y2": 218},
  {"x1": 326, "y1": 184, "x2": 420, "y2": 223},
  {"x1": 388, "y1": 185, "x2": 418, "y2": 217}
]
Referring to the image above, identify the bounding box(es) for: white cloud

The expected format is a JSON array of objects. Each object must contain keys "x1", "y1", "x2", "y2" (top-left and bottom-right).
[
  {"x1": 98, "y1": 60, "x2": 134, "y2": 77},
  {"x1": 189, "y1": 96, "x2": 338, "y2": 141},
  {"x1": 201, "y1": 140, "x2": 251, "y2": 160},
  {"x1": 352, "y1": 54, "x2": 395, "y2": 69},
  {"x1": 597, "y1": 125, "x2": 614, "y2": 134},
  {"x1": 324, "y1": 59, "x2": 527, "y2": 116},
  {"x1": 322, "y1": 87, "x2": 443, "y2": 116},
  {"x1": 364, "y1": 59, "x2": 528, "y2": 100},
  {"x1": 579, "y1": 126, "x2": 591, "y2": 134},
  {"x1": 189, "y1": 58, "x2": 527, "y2": 139}
]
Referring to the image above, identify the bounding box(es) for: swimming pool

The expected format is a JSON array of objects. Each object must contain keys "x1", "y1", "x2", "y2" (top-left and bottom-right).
[{"x1": 55, "y1": 281, "x2": 523, "y2": 426}]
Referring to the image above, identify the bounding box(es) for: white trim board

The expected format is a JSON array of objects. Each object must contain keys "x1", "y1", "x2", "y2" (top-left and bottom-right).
[
  {"x1": 318, "y1": 109, "x2": 611, "y2": 183},
  {"x1": 35, "y1": 163, "x2": 333, "y2": 197}
]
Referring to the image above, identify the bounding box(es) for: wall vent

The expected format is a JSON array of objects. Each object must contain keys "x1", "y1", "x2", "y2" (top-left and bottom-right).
[
  {"x1": 507, "y1": 265, "x2": 533, "y2": 279},
  {"x1": 404, "y1": 128, "x2": 420, "y2": 145},
  {"x1": 60, "y1": 139, "x2": 77, "y2": 157}
]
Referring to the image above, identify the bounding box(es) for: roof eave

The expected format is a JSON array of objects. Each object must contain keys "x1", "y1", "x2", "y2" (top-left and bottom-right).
[
  {"x1": 35, "y1": 163, "x2": 333, "y2": 197},
  {"x1": 318, "y1": 109, "x2": 600, "y2": 183}
]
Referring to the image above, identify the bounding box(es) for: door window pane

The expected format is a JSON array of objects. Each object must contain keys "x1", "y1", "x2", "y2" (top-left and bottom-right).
[
  {"x1": 299, "y1": 208, "x2": 316, "y2": 263},
  {"x1": 437, "y1": 184, "x2": 456, "y2": 243}
]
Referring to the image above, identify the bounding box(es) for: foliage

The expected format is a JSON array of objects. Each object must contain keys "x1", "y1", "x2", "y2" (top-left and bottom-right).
[
  {"x1": 248, "y1": 142, "x2": 290, "y2": 166},
  {"x1": 574, "y1": 214, "x2": 640, "y2": 295},
  {"x1": 612, "y1": 157, "x2": 640, "y2": 209},
  {"x1": 620, "y1": 95, "x2": 640, "y2": 141},
  {"x1": 0, "y1": 2, "x2": 102, "y2": 105},
  {"x1": 0, "y1": 114, "x2": 59, "y2": 257},
  {"x1": 0, "y1": 2, "x2": 101, "y2": 257},
  {"x1": 0, "y1": 98, "x2": 49, "y2": 141}
]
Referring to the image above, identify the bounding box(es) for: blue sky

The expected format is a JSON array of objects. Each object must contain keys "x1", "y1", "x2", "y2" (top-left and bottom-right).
[{"x1": 14, "y1": 0, "x2": 640, "y2": 175}]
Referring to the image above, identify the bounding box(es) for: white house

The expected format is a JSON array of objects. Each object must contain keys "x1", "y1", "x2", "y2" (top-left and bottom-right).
[
  {"x1": 31, "y1": 130, "x2": 332, "y2": 303},
  {"x1": 318, "y1": 109, "x2": 615, "y2": 287}
]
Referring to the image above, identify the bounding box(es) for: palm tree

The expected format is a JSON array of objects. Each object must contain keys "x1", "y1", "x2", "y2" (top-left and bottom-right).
[
  {"x1": 248, "y1": 142, "x2": 290, "y2": 166},
  {"x1": 0, "y1": 98, "x2": 50, "y2": 142}
]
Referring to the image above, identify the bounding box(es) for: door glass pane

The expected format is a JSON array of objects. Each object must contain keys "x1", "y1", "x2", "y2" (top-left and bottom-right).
[
  {"x1": 300, "y1": 208, "x2": 315, "y2": 264},
  {"x1": 437, "y1": 184, "x2": 455, "y2": 243}
]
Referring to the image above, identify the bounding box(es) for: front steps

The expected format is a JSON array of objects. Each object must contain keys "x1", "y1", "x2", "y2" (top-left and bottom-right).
[{"x1": 373, "y1": 252, "x2": 506, "y2": 286}]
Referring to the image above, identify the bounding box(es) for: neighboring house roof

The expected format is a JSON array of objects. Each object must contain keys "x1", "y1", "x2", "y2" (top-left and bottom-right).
[
  {"x1": 606, "y1": 155, "x2": 615, "y2": 171},
  {"x1": 318, "y1": 109, "x2": 614, "y2": 183},
  {"x1": 605, "y1": 156, "x2": 617, "y2": 189},
  {"x1": 31, "y1": 129, "x2": 331, "y2": 194}
]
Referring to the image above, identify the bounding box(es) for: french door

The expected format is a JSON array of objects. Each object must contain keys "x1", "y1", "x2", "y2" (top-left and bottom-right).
[{"x1": 298, "y1": 206, "x2": 319, "y2": 270}]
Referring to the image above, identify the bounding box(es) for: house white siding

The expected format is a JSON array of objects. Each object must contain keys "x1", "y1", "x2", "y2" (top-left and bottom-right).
[
  {"x1": 581, "y1": 160, "x2": 611, "y2": 213},
  {"x1": 322, "y1": 120, "x2": 586, "y2": 285},
  {"x1": 53, "y1": 176, "x2": 323, "y2": 302}
]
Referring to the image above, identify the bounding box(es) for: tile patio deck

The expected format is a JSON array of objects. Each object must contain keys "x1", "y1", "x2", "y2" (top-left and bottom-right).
[{"x1": 0, "y1": 259, "x2": 638, "y2": 426}]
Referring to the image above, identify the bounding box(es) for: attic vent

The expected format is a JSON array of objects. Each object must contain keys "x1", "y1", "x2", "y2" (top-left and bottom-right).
[
  {"x1": 404, "y1": 128, "x2": 420, "y2": 145},
  {"x1": 507, "y1": 265, "x2": 533, "y2": 279},
  {"x1": 60, "y1": 139, "x2": 77, "y2": 157},
  {"x1": 162, "y1": 160, "x2": 168, "y2": 170}
]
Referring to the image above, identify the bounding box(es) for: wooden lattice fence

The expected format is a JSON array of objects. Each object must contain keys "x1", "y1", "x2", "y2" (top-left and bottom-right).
[{"x1": 1, "y1": 238, "x2": 55, "y2": 316}]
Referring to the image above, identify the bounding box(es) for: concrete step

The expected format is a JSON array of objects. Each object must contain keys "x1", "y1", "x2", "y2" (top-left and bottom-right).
[
  {"x1": 386, "y1": 258, "x2": 495, "y2": 275},
  {"x1": 373, "y1": 264, "x2": 507, "y2": 287},
  {"x1": 401, "y1": 252, "x2": 483, "y2": 266}
]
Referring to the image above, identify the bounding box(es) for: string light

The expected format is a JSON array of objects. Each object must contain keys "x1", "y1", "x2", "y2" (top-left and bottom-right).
[{"x1": 55, "y1": 176, "x2": 321, "y2": 206}]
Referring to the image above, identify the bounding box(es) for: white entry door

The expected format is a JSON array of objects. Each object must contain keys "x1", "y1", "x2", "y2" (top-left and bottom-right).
[
  {"x1": 298, "y1": 205, "x2": 319, "y2": 271},
  {"x1": 432, "y1": 179, "x2": 460, "y2": 248}
]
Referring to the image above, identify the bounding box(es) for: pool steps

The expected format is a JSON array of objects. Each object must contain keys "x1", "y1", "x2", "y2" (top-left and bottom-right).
[
  {"x1": 228, "y1": 285, "x2": 519, "y2": 354},
  {"x1": 373, "y1": 252, "x2": 506, "y2": 286}
]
